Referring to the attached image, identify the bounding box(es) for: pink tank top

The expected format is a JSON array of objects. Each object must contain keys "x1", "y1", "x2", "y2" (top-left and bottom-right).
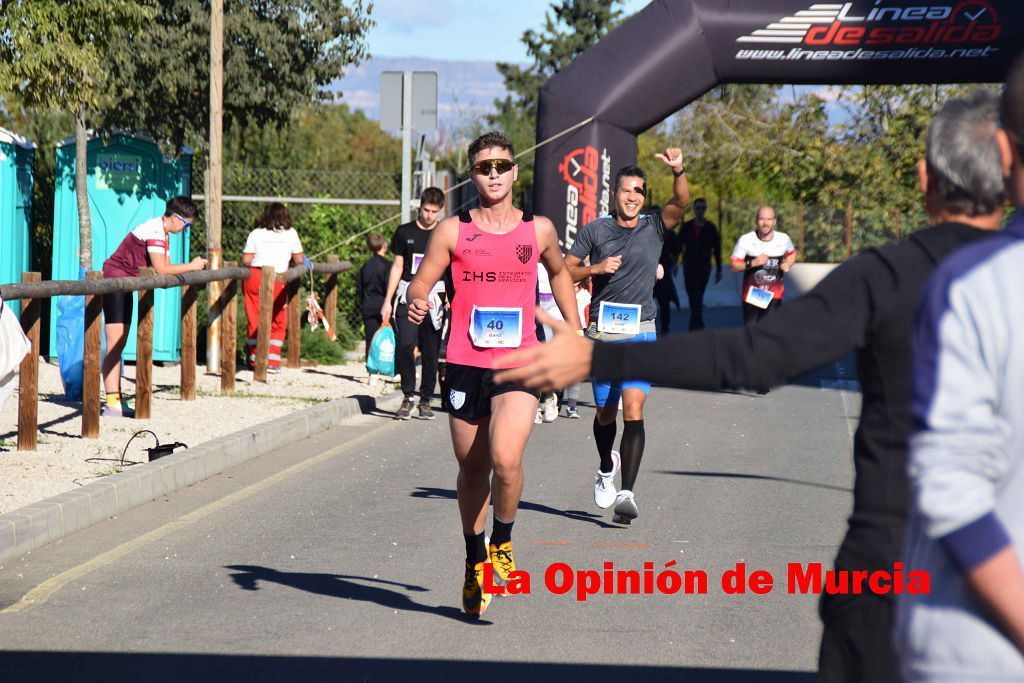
[{"x1": 446, "y1": 212, "x2": 540, "y2": 369}]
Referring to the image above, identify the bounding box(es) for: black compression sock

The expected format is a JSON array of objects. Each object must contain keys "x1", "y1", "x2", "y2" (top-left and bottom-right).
[
  {"x1": 464, "y1": 530, "x2": 486, "y2": 564},
  {"x1": 619, "y1": 419, "x2": 646, "y2": 491},
  {"x1": 490, "y1": 517, "x2": 515, "y2": 547},
  {"x1": 593, "y1": 415, "x2": 618, "y2": 473}
]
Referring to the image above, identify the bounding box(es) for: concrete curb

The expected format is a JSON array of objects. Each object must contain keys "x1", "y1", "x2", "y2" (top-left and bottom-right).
[{"x1": 0, "y1": 390, "x2": 404, "y2": 565}]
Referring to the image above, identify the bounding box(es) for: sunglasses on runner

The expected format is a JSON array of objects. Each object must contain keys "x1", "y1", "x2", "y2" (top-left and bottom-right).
[
  {"x1": 469, "y1": 159, "x2": 515, "y2": 176},
  {"x1": 173, "y1": 213, "x2": 193, "y2": 230}
]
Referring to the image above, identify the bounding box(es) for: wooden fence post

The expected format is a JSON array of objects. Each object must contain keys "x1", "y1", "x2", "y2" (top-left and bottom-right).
[
  {"x1": 325, "y1": 255, "x2": 339, "y2": 338},
  {"x1": 845, "y1": 201, "x2": 853, "y2": 259},
  {"x1": 797, "y1": 202, "x2": 805, "y2": 261},
  {"x1": 286, "y1": 278, "x2": 301, "y2": 369},
  {"x1": 181, "y1": 283, "x2": 197, "y2": 401},
  {"x1": 136, "y1": 268, "x2": 155, "y2": 419},
  {"x1": 254, "y1": 265, "x2": 274, "y2": 382},
  {"x1": 17, "y1": 272, "x2": 41, "y2": 451},
  {"x1": 220, "y1": 263, "x2": 238, "y2": 393},
  {"x1": 82, "y1": 271, "x2": 103, "y2": 439}
]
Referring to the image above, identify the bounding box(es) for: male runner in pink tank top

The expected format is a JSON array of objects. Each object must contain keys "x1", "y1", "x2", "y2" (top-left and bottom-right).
[{"x1": 407, "y1": 131, "x2": 581, "y2": 618}]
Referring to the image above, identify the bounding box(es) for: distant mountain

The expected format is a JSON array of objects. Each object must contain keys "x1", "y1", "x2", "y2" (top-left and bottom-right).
[{"x1": 327, "y1": 56, "x2": 515, "y2": 133}]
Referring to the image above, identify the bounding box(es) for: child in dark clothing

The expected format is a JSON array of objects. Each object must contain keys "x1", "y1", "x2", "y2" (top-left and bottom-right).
[{"x1": 355, "y1": 233, "x2": 390, "y2": 357}]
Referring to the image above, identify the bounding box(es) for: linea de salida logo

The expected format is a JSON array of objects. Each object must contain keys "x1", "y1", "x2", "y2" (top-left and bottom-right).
[{"x1": 735, "y1": 1, "x2": 1001, "y2": 61}]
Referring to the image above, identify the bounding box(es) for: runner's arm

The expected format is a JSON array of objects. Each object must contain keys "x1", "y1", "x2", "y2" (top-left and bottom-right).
[
  {"x1": 655, "y1": 147, "x2": 689, "y2": 230},
  {"x1": 536, "y1": 217, "x2": 582, "y2": 330},
  {"x1": 407, "y1": 218, "x2": 455, "y2": 303}
]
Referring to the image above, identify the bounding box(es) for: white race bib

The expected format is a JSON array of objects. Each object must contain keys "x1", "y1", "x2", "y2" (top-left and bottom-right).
[
  {"x1": 597, "y1": 301, "x2": 641, "y2": 335},
  {"x1": 469, "y1": 306, "x2": 523, "y2": 348},
  {"x1": 411, "y1": 253, "x2": 425, "y2": 275},
  {"x1": 745, "y1": 287, "x2": 774, "y2": 309}
]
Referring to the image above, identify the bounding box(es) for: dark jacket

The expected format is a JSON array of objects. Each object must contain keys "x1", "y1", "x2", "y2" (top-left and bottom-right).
[{"x1": 356, "y1": 254, "x2": 391, "y2": 317}]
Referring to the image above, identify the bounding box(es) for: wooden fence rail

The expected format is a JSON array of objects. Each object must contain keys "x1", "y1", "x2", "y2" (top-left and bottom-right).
[{"x1": 1, "y1": 259, "x2": 351, "y2": 452}]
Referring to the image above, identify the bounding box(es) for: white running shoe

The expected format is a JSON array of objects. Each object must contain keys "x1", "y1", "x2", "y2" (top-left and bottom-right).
[
  {"x1": 542, "y1": 394, "x2": 559, "y2": 422},
  {"x1": 593, "y1": 450, "x2": 621, "y2": 509},
  {"x1": 534, "y1": 408, "x2": 544, "y2": 424},
  {"x1": 613, "y1": 489, "x2": 639, "y2": 523}
]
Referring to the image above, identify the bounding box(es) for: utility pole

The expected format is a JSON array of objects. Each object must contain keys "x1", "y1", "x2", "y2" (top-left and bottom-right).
[
  {"x1": 401, "y1": 71, "x2": 413, "y2": 223},
  {"x1": 206, "y1": 0, "x2": 224, "y2": 374}
]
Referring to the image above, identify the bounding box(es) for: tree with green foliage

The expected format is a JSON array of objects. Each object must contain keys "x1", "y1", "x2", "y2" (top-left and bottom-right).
[
  {"x1": 0, "y1": 1, "x2": 157, "y2": 269},
  {"x1": 105, "y1": 0, "x2": 375, "y2": 156},
  {"x1": 488, "y1": 0, "x2": 624, "y2": 203}
]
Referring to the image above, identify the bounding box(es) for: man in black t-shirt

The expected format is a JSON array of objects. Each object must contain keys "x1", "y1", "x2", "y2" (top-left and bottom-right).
[
  {"x1": 382, "y1": 187, "x2": 446, "y2": 420},
  {"x1": 677, "y1": 198, "x2": 722, "y2": 330}
]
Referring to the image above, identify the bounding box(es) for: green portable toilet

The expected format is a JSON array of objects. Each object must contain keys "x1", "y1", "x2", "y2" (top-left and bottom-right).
[
  {"x1": 49, "y1": 132, "x2": 192, "y2": 362},
  {"x1": 0, "y1": 128, "x2": 35, "y2": 316}
]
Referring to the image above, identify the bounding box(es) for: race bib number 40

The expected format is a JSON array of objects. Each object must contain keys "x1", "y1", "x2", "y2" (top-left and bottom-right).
[
  {"x1": 597, "y1": 301, "x2": 641, "y2": 335},
  {"x1": 745, "y1": 287, "x2": 774, "y2": 310},
  {"x1": 469, "y1": 306, "x2": 523, "y2": 348}
]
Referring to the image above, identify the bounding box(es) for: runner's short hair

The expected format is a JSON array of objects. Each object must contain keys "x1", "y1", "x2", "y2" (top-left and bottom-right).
[
  {"x1": 1002, "y1": 51, "x2": 1024, "y2": 161},
  {"x1": 468, "y1": 131, "x2": 515, "y2": 164},
  {"x1": 366, "y1": 233, "x2": 386, "y2": 253},
  {"x1": 164, "y1": 196, "x2": 198, "y2": 219},
  {"x1": 694, "y1": 197, "x2": 707, "y2": 207},
  {"x1": 420, "y1": 187, "x2": 445, "y2": 208},
  {"x1": 614, "y1": 165, "x2": 646, "y2": 192},
  {"x1": 927, "y1": 89, "x2": 1004, "y2": 217}
]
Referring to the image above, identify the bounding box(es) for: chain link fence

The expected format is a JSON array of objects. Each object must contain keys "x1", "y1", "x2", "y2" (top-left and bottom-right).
[
  {"x1": 190, "y1": 166, "x2": 407, "y2": 339},
  {"x1": 707, "y1": 198, "x2": 928, "y2": 263},
  {"x1": 190, "y1": 167, "x2": 936, "y2": 344}
]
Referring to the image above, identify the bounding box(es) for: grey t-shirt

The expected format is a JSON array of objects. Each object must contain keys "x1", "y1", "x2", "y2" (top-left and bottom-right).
[{"x1": 568, "y1": 213, "x2": 666, "y2": 322}]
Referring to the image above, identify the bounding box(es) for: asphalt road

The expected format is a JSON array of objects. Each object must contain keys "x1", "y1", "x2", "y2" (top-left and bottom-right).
[{"x1": 0, "y1": 308, "x2": 859, "y2": 682}]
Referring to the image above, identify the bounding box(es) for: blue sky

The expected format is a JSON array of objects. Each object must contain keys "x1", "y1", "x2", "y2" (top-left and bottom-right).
[{"x1": 367, "y1": 0, "x2": 652, "y2": 63}]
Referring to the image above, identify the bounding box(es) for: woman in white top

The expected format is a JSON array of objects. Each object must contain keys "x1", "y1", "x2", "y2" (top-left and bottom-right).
[{"x1": 242, "y1": 203, "x2": 304, "y2": 371}]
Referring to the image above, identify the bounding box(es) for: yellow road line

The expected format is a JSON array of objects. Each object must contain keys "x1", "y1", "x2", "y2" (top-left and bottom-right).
[{"x1": 2, "y1": 420, "x2": 392, "y2": 615}]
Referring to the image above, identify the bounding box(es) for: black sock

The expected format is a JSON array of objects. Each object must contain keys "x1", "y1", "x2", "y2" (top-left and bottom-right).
[
  {"x1": 593, "y1": 415, "x2": 618, "y2": 473},
  {"x1": 464, "y1": 530, "x2": 486, "y2": 564},
  {"x1": 619, "y1": 419, "x2": 646, "y2": 491},
  {"x1": 491, "y1": 517, "x2": 515, "y2": 546}
]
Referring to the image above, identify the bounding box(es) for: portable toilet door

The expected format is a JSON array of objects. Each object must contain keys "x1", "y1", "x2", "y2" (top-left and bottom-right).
[
  {"x1": 49, "y1": 133, "x2": 193, "y2": 362},
  {"x1": 0, "y1": 128, "x2": 35, "y2": 317}
]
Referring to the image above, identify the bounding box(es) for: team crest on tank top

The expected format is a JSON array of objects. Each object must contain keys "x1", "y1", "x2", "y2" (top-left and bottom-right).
[{"x1": 516, "y1": 244, "x2": 533, "y2": 264}]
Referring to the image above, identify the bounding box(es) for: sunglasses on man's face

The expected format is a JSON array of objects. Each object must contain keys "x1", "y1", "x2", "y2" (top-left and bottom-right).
[
  {"x1": 469, "y1": 158, "x2": 515, "y2": 176},
  {"x1": 174, "y1": 213, "x2": 193, "y2": 230}
]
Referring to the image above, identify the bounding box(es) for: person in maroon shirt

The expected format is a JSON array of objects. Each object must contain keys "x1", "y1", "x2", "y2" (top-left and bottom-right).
[{"x1": 100, "y1": 196, "x2": 207, "y2": 417}]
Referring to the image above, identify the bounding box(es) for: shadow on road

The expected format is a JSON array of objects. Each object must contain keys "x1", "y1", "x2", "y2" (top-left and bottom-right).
[
  {"x1": 411, "y1": 486, "x2": 620, "y2": 529},
  {"x1": 0, "y1": 651, "x2": 816, "y2": 682},
  {"x1": 224, "y1": 565, "x2": 474, "y2": 624},
  {"x1": 656, "y1": 470, "x2": 850, "y2": 493}
]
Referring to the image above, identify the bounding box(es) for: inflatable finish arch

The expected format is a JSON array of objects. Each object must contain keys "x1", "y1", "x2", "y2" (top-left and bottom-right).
[{"x1": 533, "y1": 0, "x2": 1024, "y2": 247}]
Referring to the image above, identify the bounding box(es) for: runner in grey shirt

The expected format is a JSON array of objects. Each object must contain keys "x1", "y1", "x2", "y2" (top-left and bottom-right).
[{"x1": 564, "y1": 150, "x2": 689, "y2": 525}]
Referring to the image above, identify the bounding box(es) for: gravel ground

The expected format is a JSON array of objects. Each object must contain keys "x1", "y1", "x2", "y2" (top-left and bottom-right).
[{"x1": 0, "y1": 357, "x2": 397, "y2": 514}]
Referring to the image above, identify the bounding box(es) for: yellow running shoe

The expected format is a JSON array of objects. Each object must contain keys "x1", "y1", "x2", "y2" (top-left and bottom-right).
[
  {"x1": 462, "y1": 561, "x2": 491, "y2": 617},
  {"x1": 488, "y1": 541, "x2": 516, "y2": 582}
]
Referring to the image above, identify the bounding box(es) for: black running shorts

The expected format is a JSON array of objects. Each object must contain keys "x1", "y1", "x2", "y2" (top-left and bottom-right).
[
  {"x1": 102, "y1": 290, "x2": 134, "y2": 326},
  {"x1": 442, "y1": 362, "x2": 540, "y2": 421}
]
